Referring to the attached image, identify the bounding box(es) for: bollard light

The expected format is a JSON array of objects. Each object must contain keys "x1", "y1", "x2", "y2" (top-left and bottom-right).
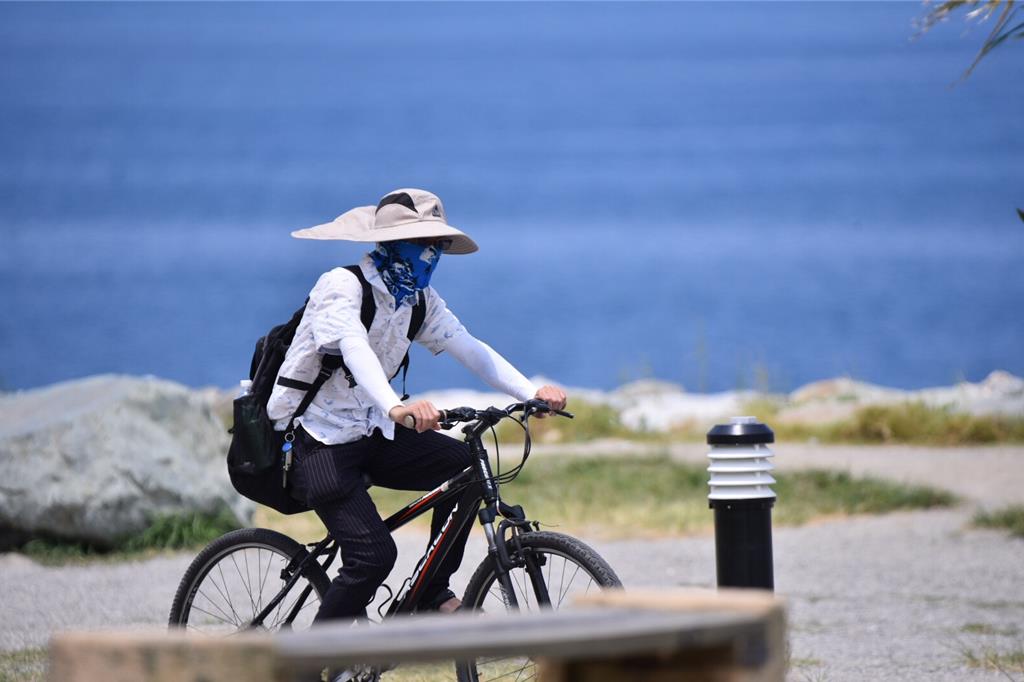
[{"x1": 707, "y1": 416, "x2": 776, "y2": 591}]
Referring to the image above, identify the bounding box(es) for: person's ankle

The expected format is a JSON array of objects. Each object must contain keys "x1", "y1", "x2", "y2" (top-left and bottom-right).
[{"x1": 437, "y1": 596, "x2": 462, "y2": 613}]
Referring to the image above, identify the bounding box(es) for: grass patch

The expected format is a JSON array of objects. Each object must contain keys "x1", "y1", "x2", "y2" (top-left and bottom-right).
[
  {"x1": 962, "y1": 644, "x2": 1024, "y2": 672},
  {"x1": 824, "y1": 403, "x2": 1024, "y2": 445},
  {"x1": 0, "y1": 648, "x2": 46, "y2": 682},
  {"x1": 962, "y1": 623, "x2": 1020, "y2": 636},
  {"x1": 500, "y1": 455, "x2": 955, "y2": 537},
  {"x1": 769, "y1": 402, "x2": 1024, "y2": 446},
  {"x1": 18, "y1": 509, "x2": 241, "y2": 565},
  {"x1": 119, "y1": 508, "x2": 242, "y2": 551},
  {"x1": 255, "y1": 455, "x2": 957, "y2": 540},
  {"x1": 973, "y1": 505, "x2": 1024, "y2": 538}
]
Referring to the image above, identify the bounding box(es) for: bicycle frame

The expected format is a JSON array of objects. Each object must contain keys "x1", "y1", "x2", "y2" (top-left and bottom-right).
[{"x1": 250, "y1": 416, "x2": 552, "y2": 628}]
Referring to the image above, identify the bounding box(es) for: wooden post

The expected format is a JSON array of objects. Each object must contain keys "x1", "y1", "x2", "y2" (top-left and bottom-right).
[
  {"x1": 48, "y1": 589, "x2": 785, "y2": 682},
  {"x1": 49, "y1": 630, "x2": 277, "y2": 682},
  {"x1": 537, "y1": 589, "x2": 786, "y2": 682}
]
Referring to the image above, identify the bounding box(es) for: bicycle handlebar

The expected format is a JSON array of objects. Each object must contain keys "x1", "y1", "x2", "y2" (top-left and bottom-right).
[{"x1": 400, "y1": 399, "x2": 574, "y2": 431}]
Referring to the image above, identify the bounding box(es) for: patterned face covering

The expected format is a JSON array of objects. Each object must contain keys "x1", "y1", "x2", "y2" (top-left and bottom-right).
[{"x1": 370, "y1": 240, "x2": 442, "y2": 308}]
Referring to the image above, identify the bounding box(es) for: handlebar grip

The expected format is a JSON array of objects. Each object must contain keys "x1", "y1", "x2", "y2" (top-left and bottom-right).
[{"x1": 402, "y1": 415, "x2": 416, "y2": 429}]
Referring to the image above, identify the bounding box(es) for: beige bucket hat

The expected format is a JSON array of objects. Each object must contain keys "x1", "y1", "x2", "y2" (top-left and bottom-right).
[{"x1": 291, "y1": 188, "x2": 478, "y2": 255}]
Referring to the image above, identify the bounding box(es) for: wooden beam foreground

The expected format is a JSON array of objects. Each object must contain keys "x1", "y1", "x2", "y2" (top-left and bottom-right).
[{"x1": 49, "y1": 588, "x2": 785, "y2": 682}]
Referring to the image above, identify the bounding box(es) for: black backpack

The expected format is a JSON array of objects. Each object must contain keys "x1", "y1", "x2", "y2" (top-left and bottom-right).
[{"x1": 226, "y1": 265, "x2": 427, "y2": 514}]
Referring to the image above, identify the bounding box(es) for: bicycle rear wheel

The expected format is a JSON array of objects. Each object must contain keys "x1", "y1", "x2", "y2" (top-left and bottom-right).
[
  {"x1": 457, "y1": 531, "x2": 622, "y2": 682},
  {"x1": 168, "y1": 527, "x2": 331, "y2": 634}
]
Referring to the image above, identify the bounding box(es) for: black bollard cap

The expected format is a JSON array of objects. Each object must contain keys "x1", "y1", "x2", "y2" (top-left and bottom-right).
[{"x1": 707, "y1": 416, "x2": 775, "y2": 445}]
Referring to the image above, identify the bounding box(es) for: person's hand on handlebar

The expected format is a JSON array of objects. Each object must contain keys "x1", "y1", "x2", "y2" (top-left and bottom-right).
[
  {"x1": 389, "y1": 401, "x2": 441, "y2": 432},
  {"x1": 533, "y1": 385, "x2": 567, "y2": 417}
]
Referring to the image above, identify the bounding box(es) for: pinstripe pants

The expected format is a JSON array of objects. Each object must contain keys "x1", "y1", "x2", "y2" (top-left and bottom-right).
[{"x1": 290, "y1": 425, "x2": 474, "y2": 622}]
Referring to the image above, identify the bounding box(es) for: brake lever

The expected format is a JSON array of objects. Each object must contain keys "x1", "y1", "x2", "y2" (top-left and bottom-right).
[{"x1": 521, "y1": 399, "x2": 574, "y2": 420}]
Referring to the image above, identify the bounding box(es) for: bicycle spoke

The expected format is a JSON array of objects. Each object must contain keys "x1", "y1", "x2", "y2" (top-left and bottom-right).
[
  {"x1": 557, "y1": 564, "x2": 582, "y2": 608},
  {"x1": 557, "y1": 557, "x2": 567, "y2": 609},
  {"x1": 188, "y1": 602, "x2": 239, "y2": 627},
  {"x1": 214, "y1": 564, "x2": 245, "y2": 624},
  {"x1": 243, "y1": 549, "x2": 253, "y2": 612},
  {"x1": 247, "y1": 549, "x2": 267, "y2": 616},
  {"x1": 487, "y1": 584, "x2": 504, "y2": 606},
  {"x1": 195, "y1": 587, "x2": 238, "y2": 625},
  {"x1": 515, "y1": 665, "x2": 534, "y2": 682},
  {"x1": 511, "y1": 569, "x2": 531, "y2": 612},
  {"x1": 229, "y1": 552, "x2": 258, "y2": 617},
  {"x1": 269, "y1": 583, "x2": 316, "y2": 629},
  {"x1": 271, "y1": 594, "x2": 319, "y2": 629},
  {"x1": 480, "y1": 662, "x2": 533, "y2": 681},
  {"x1": 256, "y1": 549, "x2": 269, "y2": 614}
]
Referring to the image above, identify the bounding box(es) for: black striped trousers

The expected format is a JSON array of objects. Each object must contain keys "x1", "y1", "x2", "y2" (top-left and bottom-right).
[{"x1": 290, "y1": 425, "x2": 475, "y2": 622}]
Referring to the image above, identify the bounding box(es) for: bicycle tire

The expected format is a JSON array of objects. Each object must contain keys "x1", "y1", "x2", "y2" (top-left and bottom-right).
[
  {"x1": 456, "y1": 531, "x2": 622, "y2": 682},
  {"x1": 168, "y1": 527, "x2": 331, "y2": 633}
]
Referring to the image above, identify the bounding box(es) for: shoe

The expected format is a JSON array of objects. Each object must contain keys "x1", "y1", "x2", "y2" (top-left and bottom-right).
[{"x1": 329, "y1": 666, "x2": 380, "y2": 682}]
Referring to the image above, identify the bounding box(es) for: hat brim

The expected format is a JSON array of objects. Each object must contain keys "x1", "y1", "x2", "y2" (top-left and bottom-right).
[{"x1": 291, "y1": 205, "x2": 478, "y2": 255}]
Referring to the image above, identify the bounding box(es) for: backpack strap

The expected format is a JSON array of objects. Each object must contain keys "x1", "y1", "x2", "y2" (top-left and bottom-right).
[
  {"x1": 284, "y1": 354, "x2": 343, "y2": 430},
  {"x1": 391, "y1": 290, "x2": 427, "y2": 401},
  {"x1": 343, "y1": 265, "x2": 376, "y2": 331},
  {"x1": 333, "y1": 265, "x2": 377, "y2": 388}
]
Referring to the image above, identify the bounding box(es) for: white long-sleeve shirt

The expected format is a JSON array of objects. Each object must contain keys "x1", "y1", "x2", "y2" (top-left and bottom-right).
[{"x1": 266, "y1": 255, "x2": 536, "y2": 445}]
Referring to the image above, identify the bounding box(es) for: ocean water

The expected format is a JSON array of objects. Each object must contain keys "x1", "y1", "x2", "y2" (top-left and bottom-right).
[{"x1": 1, "y1": 2, "x2": 1022, "y2": 394}]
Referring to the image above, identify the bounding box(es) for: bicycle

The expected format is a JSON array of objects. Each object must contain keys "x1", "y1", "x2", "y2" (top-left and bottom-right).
[{"x1": 168, "y1": 399, "x2": 623, "y2": 682}]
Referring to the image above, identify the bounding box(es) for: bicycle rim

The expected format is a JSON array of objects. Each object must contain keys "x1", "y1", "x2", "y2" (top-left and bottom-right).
[{"x1": 176, "y1": 541, "x2": 323, "y2": 634}]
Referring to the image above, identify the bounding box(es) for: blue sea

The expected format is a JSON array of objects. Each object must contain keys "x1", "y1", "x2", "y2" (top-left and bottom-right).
[{"x1": 1, "y1": 2, "x2": 1022, "y2": 395}]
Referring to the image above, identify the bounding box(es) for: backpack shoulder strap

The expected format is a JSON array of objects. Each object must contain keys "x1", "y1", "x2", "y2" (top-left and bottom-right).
[
  {"x1": 342, "y1": 265, "x2": 376, "y2": 331},
  {"x1": 391, "y1": 289, "x2": 427, "y2": 401},
  {"x1": 407, "y1": 289, "x2": 426, "y2": 342}
]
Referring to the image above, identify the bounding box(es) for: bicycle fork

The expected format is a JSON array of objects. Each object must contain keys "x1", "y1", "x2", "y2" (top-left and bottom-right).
[
  {"x1": 471, "y1": 433, "x2": 552, "y2": 611},
  {"x1": 480, "y1": 504, "x2": 552, "y2": 610}
]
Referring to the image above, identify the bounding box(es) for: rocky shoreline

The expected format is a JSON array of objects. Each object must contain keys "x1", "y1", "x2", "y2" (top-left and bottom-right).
[{"x1": 415, "y1": 370, "x2": 1024, "y2": 432}]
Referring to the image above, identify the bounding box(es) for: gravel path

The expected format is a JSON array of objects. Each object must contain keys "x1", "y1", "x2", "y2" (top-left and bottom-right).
[{"x1": 2, "y1": 445, "x2": 1022, "y2": 681}]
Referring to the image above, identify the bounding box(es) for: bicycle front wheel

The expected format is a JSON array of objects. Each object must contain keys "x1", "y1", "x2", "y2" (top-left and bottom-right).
[
  {"x1": 168, "y1": 527, "x2": 331, "y2": 634},
  {"x1": 457, "y1": 531, "x2": 622, "y2": 682}
]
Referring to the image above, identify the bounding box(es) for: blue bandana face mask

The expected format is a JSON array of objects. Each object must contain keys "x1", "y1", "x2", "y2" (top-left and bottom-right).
[{"x1": 370, "y1": 240, "x2": 442, "y2": 308}]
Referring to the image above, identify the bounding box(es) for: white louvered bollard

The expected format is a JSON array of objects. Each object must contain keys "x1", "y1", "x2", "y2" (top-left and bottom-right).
[{"x1": 707, "y1": 416, "x2": 776, "y2": 590}]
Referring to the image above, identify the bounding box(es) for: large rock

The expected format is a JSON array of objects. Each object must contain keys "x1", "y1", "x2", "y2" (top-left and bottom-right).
[
  {"x1": 782, "y1": 371, "x2": 1024, "y2": 423},
  {"x1": 0, "y1": 375, "x2": 253, "y2": 547}
]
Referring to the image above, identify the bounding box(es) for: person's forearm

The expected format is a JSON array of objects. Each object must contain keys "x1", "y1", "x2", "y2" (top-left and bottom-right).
[
  {"x1": 337, "y1": 336, "x2": 404, "y2": 414},
  {"x1": 446, "y1": 333, "x2": 537, "y2": 400}
]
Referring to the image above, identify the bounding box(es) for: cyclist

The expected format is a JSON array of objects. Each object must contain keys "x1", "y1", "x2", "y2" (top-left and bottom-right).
[{"x1": 267, "y1": 188, "x2": 567, "y2": 626}]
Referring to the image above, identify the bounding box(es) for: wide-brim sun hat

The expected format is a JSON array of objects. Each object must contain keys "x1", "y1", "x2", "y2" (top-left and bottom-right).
[{"x1": 290, "y1": 188, "x2": 478, "y2": 255}]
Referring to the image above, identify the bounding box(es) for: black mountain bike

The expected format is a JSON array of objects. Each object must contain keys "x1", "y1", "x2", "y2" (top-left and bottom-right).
[{"x1": 168, "y1": 399, "x2": 622, "y2": 682}]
